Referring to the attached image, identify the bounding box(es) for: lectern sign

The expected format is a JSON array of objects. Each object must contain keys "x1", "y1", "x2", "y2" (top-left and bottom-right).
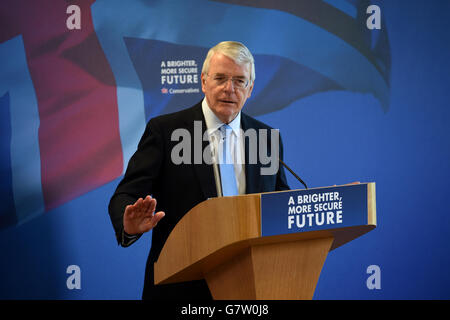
[{"x1": 261, "y1": 184, "x2": 368, "y2": 237}]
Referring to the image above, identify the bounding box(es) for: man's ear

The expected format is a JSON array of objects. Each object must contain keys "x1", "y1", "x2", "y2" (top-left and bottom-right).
[
  {"x1": 247, "y1": 81, "x2": 254, "y2": 98},
  {"x1": 200, "y1": 73, "x2": 206, "y2": 94}
]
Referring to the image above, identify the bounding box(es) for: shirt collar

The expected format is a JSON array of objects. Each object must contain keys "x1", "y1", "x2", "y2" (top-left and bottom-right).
[{"x1": 202, "y1": 98, "x2": 241, "y2": 136}]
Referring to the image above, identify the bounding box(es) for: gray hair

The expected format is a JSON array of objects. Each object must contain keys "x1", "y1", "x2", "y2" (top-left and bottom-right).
[{"x1": 202, "y1": 41, "x2": 255, "y2": 84}]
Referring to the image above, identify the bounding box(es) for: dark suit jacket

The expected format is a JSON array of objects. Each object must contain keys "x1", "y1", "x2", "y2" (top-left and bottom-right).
[{"x1": 108, "y1": 101, "x2": 289, "y2": 300}]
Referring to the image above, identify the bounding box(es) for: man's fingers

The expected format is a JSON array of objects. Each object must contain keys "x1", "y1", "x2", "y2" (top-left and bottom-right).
[
  {"x1": 136, "y1": 195, "x2": 155, "y2": 213},
  {"x1": 148, "y1": 197, "x2": 157, "y2": 214},
  {"x1": 125, "y1": 196, "x2": 161, "y2": 229},
  {"x1": 138, "y1": 211, "x2": 165, "y2": 232},
  {"x1": 124, "y1": 204, "x2": 135, "y2": 217},
  {"x1": 130, "y1": 197, "x2": 151, "y2": 214},
  {"x1": 151, "y1": 211, "x2": 165, "y2": 227},
  {"x1": 129, "y1": 198, "x2": 142, "y2": 212},
  {"x1": 142, "y1": 195, "x2": 152, "y2": 213}
]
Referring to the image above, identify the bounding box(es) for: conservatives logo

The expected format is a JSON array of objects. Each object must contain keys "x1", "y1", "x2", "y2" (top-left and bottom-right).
[{"x1": 160, "y1": 59, "x2": 200, "y2": 94}]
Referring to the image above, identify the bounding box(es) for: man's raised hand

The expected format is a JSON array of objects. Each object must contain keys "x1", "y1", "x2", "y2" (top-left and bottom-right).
[{"x1": 123, "y1": 195, "x2": 165, "y2": 235}]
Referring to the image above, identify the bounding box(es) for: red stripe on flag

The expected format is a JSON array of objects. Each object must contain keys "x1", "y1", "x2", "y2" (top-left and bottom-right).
[{"x1": 7, "y1": 0, "x2": 123, "y2": 210}]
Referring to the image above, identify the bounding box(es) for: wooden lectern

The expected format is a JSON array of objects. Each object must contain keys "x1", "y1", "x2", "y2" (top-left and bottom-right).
[{"x1": 154, "y1": 183, "x2": 376, "y2": 300}]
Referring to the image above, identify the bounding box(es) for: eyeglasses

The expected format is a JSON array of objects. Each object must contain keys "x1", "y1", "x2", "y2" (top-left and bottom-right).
[{"x1": 207, "y1": 73, "x2": 250, "y2": 89}]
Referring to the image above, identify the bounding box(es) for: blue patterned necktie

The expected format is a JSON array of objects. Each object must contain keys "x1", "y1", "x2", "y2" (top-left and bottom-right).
[{"x1": 219, "y1": 124, "x2": 238, "y2": 196}]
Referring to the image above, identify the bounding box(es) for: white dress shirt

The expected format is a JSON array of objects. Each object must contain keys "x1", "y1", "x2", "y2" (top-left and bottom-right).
[{"x1": 202, "y1": 98, "x2": 246, "y2": 195}]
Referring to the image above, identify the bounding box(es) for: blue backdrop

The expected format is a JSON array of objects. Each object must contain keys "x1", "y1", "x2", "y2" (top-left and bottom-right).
[{"x1": 1, "y1": 0, "x2": 449, "y2": 299}]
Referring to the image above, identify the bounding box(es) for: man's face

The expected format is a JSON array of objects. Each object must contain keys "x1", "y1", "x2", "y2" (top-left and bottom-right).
[{"x1": 201, "y1": 53, "x2": 253, "y2": 124}]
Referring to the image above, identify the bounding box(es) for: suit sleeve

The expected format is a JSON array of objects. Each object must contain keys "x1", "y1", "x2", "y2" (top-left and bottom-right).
[{"x1": 108, "y1": 118, "x2": 165, "y2": 245}]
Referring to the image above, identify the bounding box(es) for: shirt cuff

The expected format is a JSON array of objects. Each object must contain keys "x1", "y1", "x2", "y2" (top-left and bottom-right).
[{"x1": 121, "y1": 229, "x2": 141, "y2": 247}]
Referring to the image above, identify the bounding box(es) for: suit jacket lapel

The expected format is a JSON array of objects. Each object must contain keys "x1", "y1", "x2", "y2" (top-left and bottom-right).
[
  {"x1": 241, "y1": 113, "x2": 262, "y2": 194},
  {"x1": 188, "y1": 102, "x2": 217, "y2": 199}
]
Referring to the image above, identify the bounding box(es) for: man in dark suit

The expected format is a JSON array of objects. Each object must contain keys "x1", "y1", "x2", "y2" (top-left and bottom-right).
[{"x1": 108, "y1": 41, "x2": 289, "y2": 300}]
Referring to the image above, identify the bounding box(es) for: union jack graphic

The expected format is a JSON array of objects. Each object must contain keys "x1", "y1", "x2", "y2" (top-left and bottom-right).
[{"x1": 0, "y1": 0, "x2": 390, "y2": 229}]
